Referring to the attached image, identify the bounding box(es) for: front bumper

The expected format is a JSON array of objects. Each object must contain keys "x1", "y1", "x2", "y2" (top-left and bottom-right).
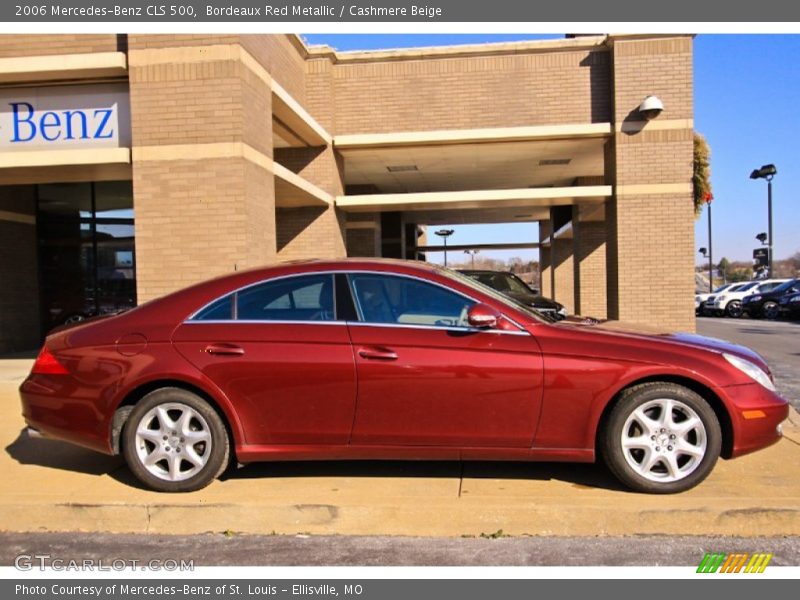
[{"x1": 725, "y1": 382, "x2": 790, "y2": 458}]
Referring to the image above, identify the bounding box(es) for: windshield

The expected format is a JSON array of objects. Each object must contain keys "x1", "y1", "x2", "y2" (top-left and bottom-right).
[
  {"x1": 440, "y1": 268, "x2": 553, "y2": 324},
  {"x1": 737, "y1": 282, "x2": 759, "y2": 292},
  {"x1": 713, "y1": 284, "x2": 732, "y2": 293},
  {"x1": 470, "y1": 272, "x2": 532, "y2": 295},
  {"x1": 756, "y1": 281, "x2": 781, "y2": 292}
]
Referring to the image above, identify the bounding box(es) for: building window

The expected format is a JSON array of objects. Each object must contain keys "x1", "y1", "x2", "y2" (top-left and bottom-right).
[{"x1": 37, "y1": 181, "x2": 135, "y2": 331}]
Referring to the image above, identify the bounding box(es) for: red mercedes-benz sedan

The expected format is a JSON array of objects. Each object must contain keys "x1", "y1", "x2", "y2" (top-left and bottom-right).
[{"x1": 19, "y1": 259, "x2": 788, "y2": 493}]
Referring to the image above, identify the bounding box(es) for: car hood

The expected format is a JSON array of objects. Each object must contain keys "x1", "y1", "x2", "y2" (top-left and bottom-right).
[
  {"x1": 559, "y1": 320, "x2": 770, "y2": 372},
  {"x1": 505, "y1": 290, "x2": 560, "y2": 309}
]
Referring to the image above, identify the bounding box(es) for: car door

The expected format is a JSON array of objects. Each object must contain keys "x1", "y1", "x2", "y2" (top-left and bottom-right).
[
  {"x1": 172, "y1": 273, "x2": 357, "y2": 446},
  {"x1": 345, "y1": 272, "x2": 544, "y2": 448}
]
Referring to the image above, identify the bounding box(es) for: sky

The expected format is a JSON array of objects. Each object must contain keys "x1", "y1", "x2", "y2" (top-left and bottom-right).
[{"x1": 303, "y1": 34, "x2": 800, "y2": 267}]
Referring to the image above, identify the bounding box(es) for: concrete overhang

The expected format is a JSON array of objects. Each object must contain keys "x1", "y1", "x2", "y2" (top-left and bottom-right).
[
  {"x1": 0, "y1": 52, "x2": 127, "y2": 84},
  {"x1": 335, "y1": 123, "x2": 612, "y2": 150},
  {"x1": 303, "y1": 35, "x2": 609, "y2": 63},
  {"x1": 336, "y1": 185, "x2": 612, "y2": 213},
  {"x1": 271, "y1": 80, "x2": 331, "y2": 148},
  {"x1": 273, "y1": 162, "x2": 333, "y2": 208},
  {"x1": 341, "y1": 135, "x2": 607, "y2": 194},
  {"x1": 0, "y1": 147, "x2": 130, "y2": 169}
]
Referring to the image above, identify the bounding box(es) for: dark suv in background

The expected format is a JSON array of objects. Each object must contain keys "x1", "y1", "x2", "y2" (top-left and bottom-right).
[
  {"x1": 742, "y1": 278, "x2": 800, "y2": 319},
  {"x1": 778, "y1": 289, "x2": 800, "y2": 320},
  {"x1": 459, "y1": 270, "x2": 568, "y2": 321}
]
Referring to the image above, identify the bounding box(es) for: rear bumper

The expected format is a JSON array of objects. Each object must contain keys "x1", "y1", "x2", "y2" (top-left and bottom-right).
[
  {"x1": 19, "y1": 374, "x2": 113, "y2": 455},
  {"x1": 724, "y1": 383, "x2": 790, "y2": 458}
]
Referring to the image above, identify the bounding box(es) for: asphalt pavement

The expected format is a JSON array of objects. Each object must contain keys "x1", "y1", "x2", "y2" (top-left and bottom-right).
[{"x1": 2, "y1": 531, "x2": 800, "y2": 566}]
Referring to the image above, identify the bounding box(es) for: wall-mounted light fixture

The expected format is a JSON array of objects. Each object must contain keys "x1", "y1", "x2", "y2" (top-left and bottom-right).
[{"x1": 638, "y1": 95, "x2": 664, "y2": 120}]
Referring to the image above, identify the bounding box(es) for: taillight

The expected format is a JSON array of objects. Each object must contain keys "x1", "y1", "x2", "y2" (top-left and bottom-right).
[{"x1": 31, "y1": 345, "x2": 69, "y2": 375}]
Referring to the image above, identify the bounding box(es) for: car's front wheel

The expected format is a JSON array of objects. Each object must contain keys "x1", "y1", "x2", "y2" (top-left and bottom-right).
[
  {"x1": 725, "y1": 300, "x2": 743, "y2": 318},
  {"x1": 122, "y1": 387, "x2": 230, "y2": 492},
  {"x1": 762, "y1": 301, "x2": 780, "y2": 320},
  {"x1": 601, "y1": 383, "x2": 721, "y2": 494}
]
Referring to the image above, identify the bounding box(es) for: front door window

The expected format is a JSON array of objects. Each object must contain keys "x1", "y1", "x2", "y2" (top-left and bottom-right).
[{"x1": 349, "y1": 273, "x2": 474, "y2": 329}]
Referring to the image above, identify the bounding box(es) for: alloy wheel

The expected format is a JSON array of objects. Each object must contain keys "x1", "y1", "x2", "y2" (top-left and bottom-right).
[
  {"x1": 763, "y1": 301, "x2": 779, "y2": 319},
  {"x1": 726, "y1": 301, "x2": 743, "y2": 318},
  {"x1": 134, "y1": 402, "x2": 213, "y2": 482},
  {"x1": 620, "y1": 398, "x2": 707, "y2": 483}
]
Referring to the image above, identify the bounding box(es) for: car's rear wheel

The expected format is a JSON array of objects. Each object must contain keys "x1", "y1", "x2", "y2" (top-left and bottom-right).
[
  {"x1": 601, "y1": 383, "x2": 721, "y2": 494},
  {"x1": 762, "y1": 301, "x2": 780, "y2": 320},
  {"x1": 122, "y1": 388, "x2": 229, "y2": 492},
  {"x1": 725, "y1": 300, "x2": 743, "y2": 318}
]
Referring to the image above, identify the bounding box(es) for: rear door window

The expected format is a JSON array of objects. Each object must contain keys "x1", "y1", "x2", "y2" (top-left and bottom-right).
[{"x1": 237, "y1": 274, "x2": 335, "y2": 321}]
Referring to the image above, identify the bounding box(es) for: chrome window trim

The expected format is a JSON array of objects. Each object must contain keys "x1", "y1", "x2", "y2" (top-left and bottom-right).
[
  {"x1": 182, "y1": 319, "x2": 347, "y2": 326},
  {"x1": 180, "y1": 318, "x2": 529, "y2": 336},
  {"x1": 184, "y1": 268, "x2": 530, "y2": 334},
  {"x1": 345, "y1": 320, "x2": 531, "y2": 336}
]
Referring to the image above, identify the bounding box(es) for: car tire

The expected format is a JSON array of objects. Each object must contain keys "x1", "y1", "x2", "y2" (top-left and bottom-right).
[
  {"x1": 600, "y1": 382, "x2": 721, "y2": 494},
  {"x1": 122, "y1": 387, "x2": 230, "y2": 493},
  {"x1": 762, "y1": 301, "x2": 779, "y2": 320},
  {"x1": 725, "y1": 300, "x2": 743, "y2": 318}
]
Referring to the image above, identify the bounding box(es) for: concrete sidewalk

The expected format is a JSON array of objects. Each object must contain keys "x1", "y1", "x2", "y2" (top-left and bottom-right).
[{"x1": 2, "y1": 357, "x2": 800, "y2": 537}]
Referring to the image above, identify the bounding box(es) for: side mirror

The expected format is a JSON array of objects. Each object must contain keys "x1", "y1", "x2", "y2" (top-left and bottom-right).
[{"x1": 467, "y1": 303, "x2": 500, "y2": 329}]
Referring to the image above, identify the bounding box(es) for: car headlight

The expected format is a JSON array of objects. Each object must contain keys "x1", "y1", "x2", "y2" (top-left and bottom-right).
[
  {"x1": 723, "y1": 353, "x2": 776, "y2": 392},
  {"x1": 557, "y1": 307, "x2": 567, "y2": 316},
  {"x1": 748, "y1": 294, "x2": 762, "y2": 303},
  {"x1": 717, "y1": 295, "x2": 727, "y2": 303},
  {"x1": 791, "y1": 296, "x2": 800, "y2": 303}
]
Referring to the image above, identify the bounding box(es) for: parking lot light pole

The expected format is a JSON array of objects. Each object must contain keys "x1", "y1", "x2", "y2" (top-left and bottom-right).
[
  {"x1": 435, "y1": 229, "x2": 455, "y2": 267},
  {"x1": 464, "y1": 249, "x2": 479, "y2": 268},
  {"x1": 750, "y1": 164, "x2": 777, "y2": 278},
  {"x1": 705, "y1": 192, "x2": 714, "y2": 294}
]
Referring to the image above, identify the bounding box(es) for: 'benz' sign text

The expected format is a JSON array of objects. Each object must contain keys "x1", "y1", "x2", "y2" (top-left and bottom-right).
[{"x1": 0, "y1": 83, "x2": 130, "y2": 151}]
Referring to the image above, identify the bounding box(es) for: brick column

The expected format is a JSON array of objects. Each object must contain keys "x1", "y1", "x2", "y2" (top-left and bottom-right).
[
  {"x1": 607, "y1": 36, "x2": 695, "y2": 332},
  {"x1": 539, "y1": 221, "x2": 552, "y2": 298},
  {"x1": 128, "y1": 36, "x2": 277, "y2": 302},
  {"x1": 573, "y1": 207, "x2": 608, "y2": 319},
  {"x1": 551, "y1": 236, "x2": 576, "y2": 315},
  {"x1": 267, "y1": 53, "x2": 348, "y2": 261},
  {"x1": 274, "y1": 146, "x2": 346, "y2": 261}
]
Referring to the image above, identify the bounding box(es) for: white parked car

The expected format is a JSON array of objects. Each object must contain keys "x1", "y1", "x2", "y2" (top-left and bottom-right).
[
  {"x1": 695, "y1": 283, "x2": 737, "y2": 315},
  {"x1": 705, "y1": 279, "x2": 789, "y2": 317}
]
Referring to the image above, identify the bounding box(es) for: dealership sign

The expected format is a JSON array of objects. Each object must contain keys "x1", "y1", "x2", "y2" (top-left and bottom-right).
[
  {"x1": 0, "y1": 83, "x2": 130, "y2": 152},
  {"x1": 753, "y1": 248, "x2": 770, "y2": 267}
]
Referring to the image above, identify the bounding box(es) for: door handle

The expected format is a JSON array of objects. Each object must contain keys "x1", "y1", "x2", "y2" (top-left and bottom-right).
[
  {"x1": 204, "y1": 343, "x2": 245, "y2": 356},
  {"x1": 358, "y1": 346, "x2": 398, "y2": 361}
]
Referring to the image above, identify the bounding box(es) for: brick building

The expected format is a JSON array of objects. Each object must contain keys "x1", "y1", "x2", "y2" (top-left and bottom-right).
[{"x1": 0, "y1": 34, "x2": 695, "y2": 353}]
